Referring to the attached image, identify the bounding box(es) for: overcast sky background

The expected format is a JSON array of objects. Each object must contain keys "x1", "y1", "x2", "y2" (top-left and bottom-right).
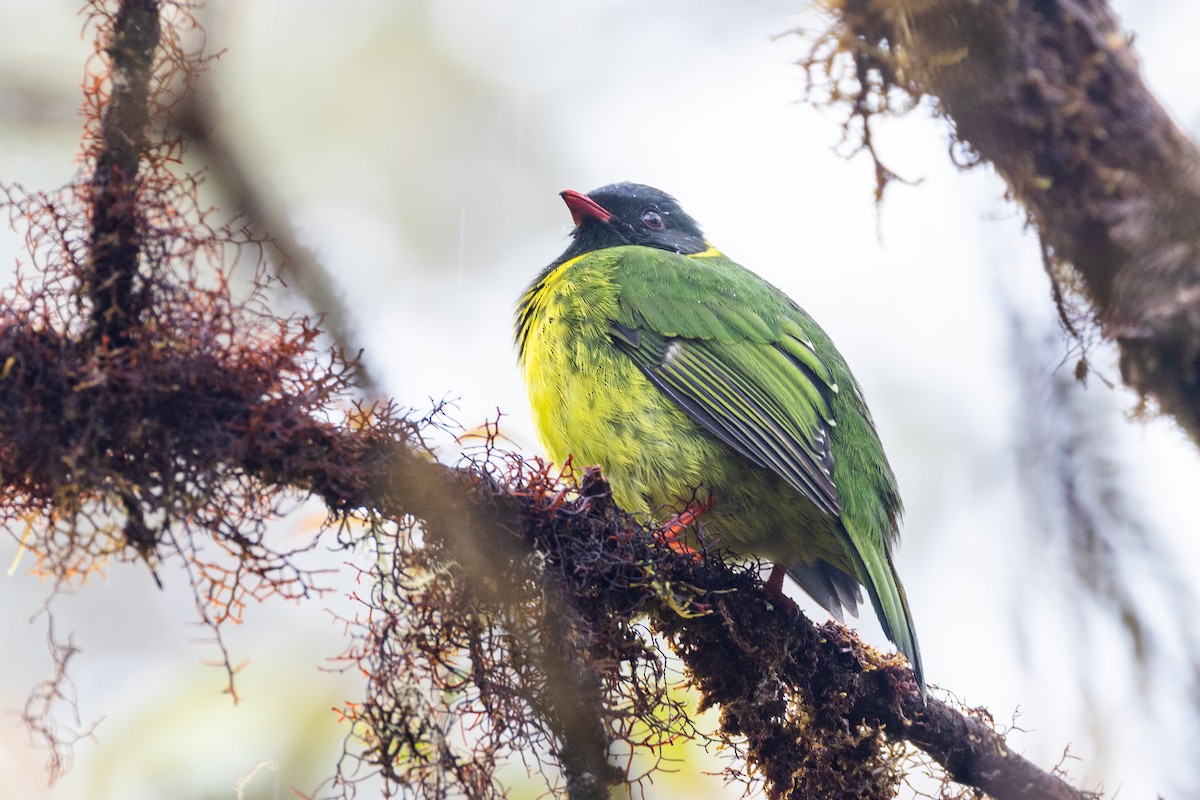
[{"x1": 2, "y1": 1, "x2": 1200, "y2": 798}]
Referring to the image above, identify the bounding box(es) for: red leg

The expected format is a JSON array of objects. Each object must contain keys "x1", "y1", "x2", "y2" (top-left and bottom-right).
[
  {"x1": 764, "y1": 563, "x2": 786, "y2": 596},
  {"x1": 655, "y1": 495, "x2": 716, "y2": 561},
  {"x1": 762, "y1": 563, "x2": 798, "y2": 612}
]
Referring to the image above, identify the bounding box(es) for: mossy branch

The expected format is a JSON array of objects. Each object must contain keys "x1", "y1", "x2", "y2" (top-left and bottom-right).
[
  {"x1": 0, "y1": 295, "x2": 1096, "y2": 796},
  {"x1": 815, "y1": 0, "x2": 1200, "y2": 444}
]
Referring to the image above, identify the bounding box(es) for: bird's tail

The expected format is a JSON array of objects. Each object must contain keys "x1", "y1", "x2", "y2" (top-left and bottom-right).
[
  {"x1": 789, "y1": 548, "x2": 925, "y2": 701},
  {"x1": 862, "y1": 546, "x2": 925, "y2": 700}
]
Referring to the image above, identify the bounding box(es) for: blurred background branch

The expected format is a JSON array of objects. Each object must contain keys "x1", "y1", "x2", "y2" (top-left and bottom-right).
[
  {"x1": 819, "y1": 0, "x2": 1200, "y2": 445},
  {"x1": 173, "y1": 86, "x2": 381, "y2": 394}
]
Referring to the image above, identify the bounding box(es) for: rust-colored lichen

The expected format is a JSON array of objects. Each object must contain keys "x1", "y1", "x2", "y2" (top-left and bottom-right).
[{"x1": 0, "y1": 1, "x2": 419, "y2": 772}]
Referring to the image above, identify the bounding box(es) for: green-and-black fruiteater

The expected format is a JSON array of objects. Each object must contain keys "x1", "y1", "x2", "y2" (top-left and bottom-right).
[{"x1": 516, "y1": 182, "x2": 924, "y2": 695}]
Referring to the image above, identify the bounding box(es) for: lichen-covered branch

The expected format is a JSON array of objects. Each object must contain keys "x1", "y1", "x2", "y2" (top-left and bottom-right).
[
  {"x1": 0, "y1": 282, "x2": 1093, "y2": 797},
  {"x1": 325, "y1": 449, "x2": 1096, "y2": 800},
  {"x1": 816, "y1": 0, "x2": 1200, "y2": 444}
]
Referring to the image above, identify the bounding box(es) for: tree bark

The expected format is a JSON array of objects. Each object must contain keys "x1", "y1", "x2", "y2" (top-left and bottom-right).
[{"x1": 828, "y1": 0, "x2": 1200, "y2": 444}]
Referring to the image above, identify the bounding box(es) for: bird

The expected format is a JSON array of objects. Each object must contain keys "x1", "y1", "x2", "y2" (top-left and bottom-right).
[{"x1": 515, "y1": 181, "x2": 924, "y2": 696}]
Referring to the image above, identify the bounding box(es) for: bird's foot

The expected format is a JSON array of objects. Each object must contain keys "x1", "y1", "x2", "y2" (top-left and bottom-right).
[
  {"x1": 762, "y1": 563, "x2": 798, "y2": 613},
  {"x1": 653, "y1": 495, "x2": 715, "y2": 562},
  {"x1": 657, "y1": 534, "x2": 702, "y2": 561}
]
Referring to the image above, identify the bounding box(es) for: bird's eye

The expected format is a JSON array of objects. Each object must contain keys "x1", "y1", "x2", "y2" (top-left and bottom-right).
[{"x1": 641, "y1": 208, "x2": 665, "y2": 230}]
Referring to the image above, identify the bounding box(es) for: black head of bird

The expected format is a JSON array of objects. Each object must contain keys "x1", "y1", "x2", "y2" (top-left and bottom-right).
[{"x1": 558, "y1": 182, "x2": 708, "y2": 260}]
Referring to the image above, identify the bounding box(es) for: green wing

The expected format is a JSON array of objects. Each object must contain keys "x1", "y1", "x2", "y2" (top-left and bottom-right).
[
  {"x1": 609, "y1": 245, "x2": 924, "y2": 697},
  {"x1": 609, "y1": 247, "x2": 843, "y2": 517}
]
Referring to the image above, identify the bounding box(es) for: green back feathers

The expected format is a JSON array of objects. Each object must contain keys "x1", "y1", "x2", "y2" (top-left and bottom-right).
[{"x1": 608, "y1": 247, "x2": 844, "y2": 518}]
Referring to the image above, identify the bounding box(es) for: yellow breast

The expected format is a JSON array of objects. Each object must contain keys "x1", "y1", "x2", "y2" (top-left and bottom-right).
[{"x1": 517, "y1": 250, "x2": 721, "y2": 518}]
